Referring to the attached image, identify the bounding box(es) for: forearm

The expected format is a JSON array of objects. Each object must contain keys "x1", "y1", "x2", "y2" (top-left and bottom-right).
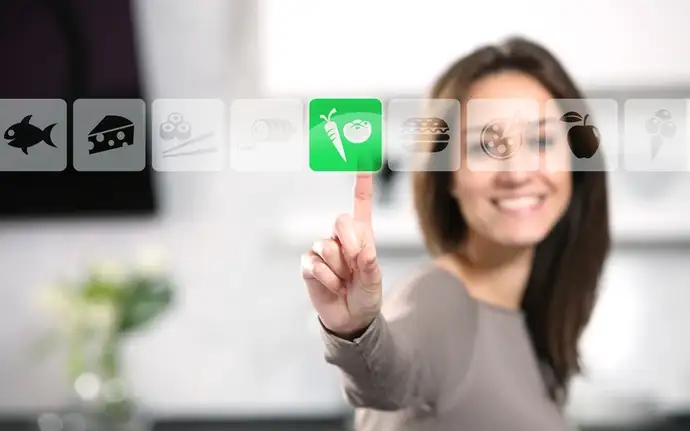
[{"x1": 321, "y1": 314, "x2": 425, "y2": 410}]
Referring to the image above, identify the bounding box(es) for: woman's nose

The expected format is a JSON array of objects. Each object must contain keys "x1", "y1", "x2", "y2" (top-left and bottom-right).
[
  {"x1": 494, "y1": 146, "x2": 536, "y2": 185},
  {"x1": 495, "y1": 166, "x2": 532, "y2": 186}
]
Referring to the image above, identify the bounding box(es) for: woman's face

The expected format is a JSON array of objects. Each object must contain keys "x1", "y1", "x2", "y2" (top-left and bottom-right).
[{"x1": 452, "y1": 71, "x2": 572, "y2": 248}]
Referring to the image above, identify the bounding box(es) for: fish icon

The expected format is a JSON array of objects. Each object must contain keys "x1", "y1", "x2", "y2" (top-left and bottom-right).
[{"x1": 4, "y1": 115, "x2": 58, "y2": 155}]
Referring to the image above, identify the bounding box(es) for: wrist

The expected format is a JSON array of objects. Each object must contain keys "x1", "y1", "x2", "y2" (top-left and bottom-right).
[{"x1": 320, "y1": 315, "x2": 377, "y2": 341}]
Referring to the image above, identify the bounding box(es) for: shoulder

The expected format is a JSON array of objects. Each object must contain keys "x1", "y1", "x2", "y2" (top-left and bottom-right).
[{"x1": 382, "y1": 265, "x2": 477, "y2": 324}]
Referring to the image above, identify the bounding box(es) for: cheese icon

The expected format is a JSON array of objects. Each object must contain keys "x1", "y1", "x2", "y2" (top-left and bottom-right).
[{"x1": 88, "y1": 115, "x2": 135, "y2": 155}]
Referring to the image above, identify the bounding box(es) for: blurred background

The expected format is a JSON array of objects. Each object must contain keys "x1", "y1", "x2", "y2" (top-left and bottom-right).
[{"x1": 1, "y1": 0, "x2": 690, "y2": 430}]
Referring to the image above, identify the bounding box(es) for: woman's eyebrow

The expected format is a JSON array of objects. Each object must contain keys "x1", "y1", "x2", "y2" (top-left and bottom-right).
[{"x1": 460, "y1": 117, "x2": 559, "y2": 134}]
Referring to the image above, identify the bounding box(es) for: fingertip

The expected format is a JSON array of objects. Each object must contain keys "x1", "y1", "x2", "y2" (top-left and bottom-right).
[
  {"x1": 334, "y1": 213, "x2": 353, "y2": 231},
  {"x1": 301, "y1": 253, "x2": 312, "y2": 268},
  {"x1": 355, "y1": 171, "x2": 373, "y2": 181},
  {"x1": 311, "y1": 240, "x2": 324, "y2": 257},
  {"x1": 301, "y1": 254, "x2": 316, "y2": 279}
]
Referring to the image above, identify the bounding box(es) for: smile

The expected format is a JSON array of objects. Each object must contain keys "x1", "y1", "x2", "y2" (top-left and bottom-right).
[{"x1": 491, "y1": 195, "x2": 546, "y2": 214}]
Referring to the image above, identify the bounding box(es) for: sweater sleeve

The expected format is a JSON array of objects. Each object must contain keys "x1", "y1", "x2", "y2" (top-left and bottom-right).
[{"x1": 319, "y1": 267, "x2": 478, "y2": 411}]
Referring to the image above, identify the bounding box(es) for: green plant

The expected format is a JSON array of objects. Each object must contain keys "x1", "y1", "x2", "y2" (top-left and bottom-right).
[{"x1": 33, "y1": 254, "x2": 175, "y2": 421}]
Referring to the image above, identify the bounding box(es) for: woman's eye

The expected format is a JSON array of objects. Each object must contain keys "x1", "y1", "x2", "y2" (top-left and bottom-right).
[
  {"x1": 466, "y1": 137, "x2": 555, "y2": 158},
  {"x1": 467, "y1": 143, "x2": 485, "y2": 156}
]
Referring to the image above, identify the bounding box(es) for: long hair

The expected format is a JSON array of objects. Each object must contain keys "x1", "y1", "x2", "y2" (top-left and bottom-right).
[{"x1": 412, "y1": 37, "x2": 610, "y2": 402}]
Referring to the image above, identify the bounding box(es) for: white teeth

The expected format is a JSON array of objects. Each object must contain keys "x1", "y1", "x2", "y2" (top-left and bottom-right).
[{"x1": 496, "y1": 196, "x2": 541, "y2": 210}]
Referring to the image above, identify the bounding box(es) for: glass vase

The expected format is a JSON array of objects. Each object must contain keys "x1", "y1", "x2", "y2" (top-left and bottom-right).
[{"x1": 68, "y1": 338, "x2": 151, "y2": 431}]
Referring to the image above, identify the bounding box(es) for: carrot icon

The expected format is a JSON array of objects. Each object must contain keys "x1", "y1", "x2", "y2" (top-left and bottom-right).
[{"x1": 321, "y1": 108, "x2": 347, "y2": 162}]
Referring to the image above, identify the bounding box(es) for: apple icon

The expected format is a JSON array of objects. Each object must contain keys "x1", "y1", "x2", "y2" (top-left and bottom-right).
[{"x1": 560, "y1": 111, "x2": 600, "y2": 159}]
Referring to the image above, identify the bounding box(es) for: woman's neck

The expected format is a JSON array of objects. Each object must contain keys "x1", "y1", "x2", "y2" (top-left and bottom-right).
[{"x1": 438, "y1": 235, "x2": 534, "y2": 310}]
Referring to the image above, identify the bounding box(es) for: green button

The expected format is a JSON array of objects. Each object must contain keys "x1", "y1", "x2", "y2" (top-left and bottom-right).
[{"x1": 308, "y1": 98, "x2": 383, "y2": 172}]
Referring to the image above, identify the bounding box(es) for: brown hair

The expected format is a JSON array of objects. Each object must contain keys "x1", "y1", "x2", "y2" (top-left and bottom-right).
[{"x1": 412, "y1": 37, "x2": 610, "y2": 402}]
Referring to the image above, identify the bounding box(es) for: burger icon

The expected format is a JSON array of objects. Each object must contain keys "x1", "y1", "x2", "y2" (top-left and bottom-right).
[{"x1": 399, "y1": 117, "x2": 451, "y2": 152}]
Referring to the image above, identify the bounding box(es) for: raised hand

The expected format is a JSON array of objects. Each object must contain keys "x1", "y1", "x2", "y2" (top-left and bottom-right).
[{"x1": 301, "y1": 173, "x2": 383, "y2": 337}]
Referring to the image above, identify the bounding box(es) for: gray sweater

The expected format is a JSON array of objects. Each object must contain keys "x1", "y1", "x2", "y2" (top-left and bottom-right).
[{"x1": 321, "y1": 266, "x2": 575, "y2": 431}]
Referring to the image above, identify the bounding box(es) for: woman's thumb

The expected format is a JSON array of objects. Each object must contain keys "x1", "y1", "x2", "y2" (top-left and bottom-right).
[{"x1": 356, "y1": 243, "x2": 381, "y2": 291}]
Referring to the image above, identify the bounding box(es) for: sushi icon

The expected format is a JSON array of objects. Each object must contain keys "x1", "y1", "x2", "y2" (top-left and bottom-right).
[
  {"x1": 88, "y1": 115, "x2": 135, "y2": 155},
  {"x1": 159, "y1": 112, "x2": 192, "y2": 141},
  {"x1": 158, "y1": 112, "x2": 216, "y2": 158},
  {"x1": 250, "y1": 118, "x2": 295, "y2": 144}
]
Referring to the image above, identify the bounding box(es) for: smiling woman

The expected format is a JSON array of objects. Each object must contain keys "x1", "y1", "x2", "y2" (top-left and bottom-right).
[
  {"x1": 301, "y1": 37, "x2": 610, "y2": 431},
  {"x1": 413, "y1": 35, "x2": 609, "y2": 399}
]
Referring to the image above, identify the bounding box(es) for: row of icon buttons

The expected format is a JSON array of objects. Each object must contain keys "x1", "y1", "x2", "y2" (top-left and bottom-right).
[
  {"x1": 0, "y1": 99, "x2": 226, "y2": 172},
  {"x1": 0, "y1": 98, "x2": 688, "y2": 172}
]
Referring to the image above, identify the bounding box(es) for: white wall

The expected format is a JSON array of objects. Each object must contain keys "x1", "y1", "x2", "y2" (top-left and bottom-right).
[
  {"x1": 260, "y1": 0, "x2": 690, "y2": 95},
  {"x1": 1, "y1": 0, "x2": 690, "y2": 422}
]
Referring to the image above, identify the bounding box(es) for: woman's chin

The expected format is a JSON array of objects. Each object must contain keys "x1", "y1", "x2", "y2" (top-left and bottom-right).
[{"x1": 489, "y1": 230, "x2": 549, "y2": 248}]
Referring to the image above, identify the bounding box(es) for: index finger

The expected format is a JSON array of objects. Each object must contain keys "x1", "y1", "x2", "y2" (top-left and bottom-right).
[{"x1": 353, "y1": 173, "x2": 373, "y2": 225}]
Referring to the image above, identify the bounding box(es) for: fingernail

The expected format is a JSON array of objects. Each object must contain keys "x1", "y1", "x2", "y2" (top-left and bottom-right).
[{"x1": 312, "y1": 241, "x2": 323, "y2": 256}]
